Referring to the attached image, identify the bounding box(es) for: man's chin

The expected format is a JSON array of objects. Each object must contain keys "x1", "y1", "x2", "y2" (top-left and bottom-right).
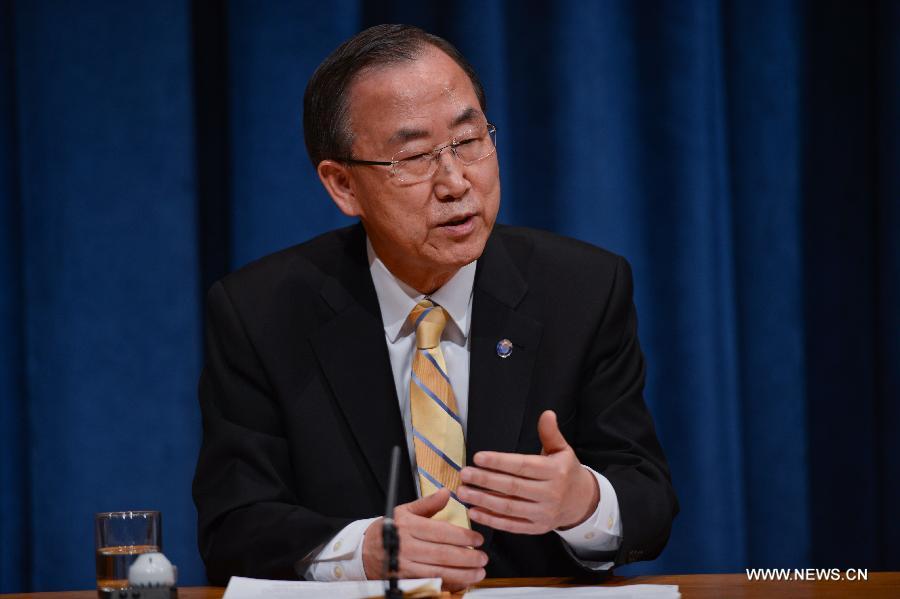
[{"x1": 443, "y1": 234, "x2": 490, "y2": 268}]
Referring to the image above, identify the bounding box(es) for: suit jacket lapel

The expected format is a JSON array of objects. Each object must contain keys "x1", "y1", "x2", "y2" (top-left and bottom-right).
[
  {"x1": 309, "y1": 225, "x2": 417, "y2": 506},
  {"x1": 467, "y1": 231, "x2": 543, "y2": 546}
]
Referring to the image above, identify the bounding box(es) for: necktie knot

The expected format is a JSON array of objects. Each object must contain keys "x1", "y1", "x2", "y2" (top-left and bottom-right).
[{"x1": 408, "y1": 300, "x2": 448, "y2": 349}]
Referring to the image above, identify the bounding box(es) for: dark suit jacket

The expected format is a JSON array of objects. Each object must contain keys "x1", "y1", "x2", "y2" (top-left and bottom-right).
[{"x1": 192, "y1": 223, "x2": 677, "y2": 584}]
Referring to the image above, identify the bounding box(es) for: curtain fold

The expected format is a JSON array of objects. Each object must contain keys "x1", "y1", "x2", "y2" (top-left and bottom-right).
[
  {"x1": 1, "y1": 0, "x2": 28, "y2": 586},
  {"x1": 722, "y1": 0, "x2": 809, "y2": 568},
  {"x1": 876, "y1": 0, "x2": 900, "y2": 569},
  {"x1": 1, "y1": 0, "x2": 897, "y2": 591}
]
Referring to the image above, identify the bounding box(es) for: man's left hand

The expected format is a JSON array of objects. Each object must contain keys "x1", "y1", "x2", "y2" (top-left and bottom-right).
[{"x1": 456, "y1": 410, "x2": 600, "y2": 534}]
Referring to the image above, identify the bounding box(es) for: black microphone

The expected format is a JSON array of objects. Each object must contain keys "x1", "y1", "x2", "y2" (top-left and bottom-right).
[{"x1": 383, "y1": 446, "x2": 402, "y2": 599}]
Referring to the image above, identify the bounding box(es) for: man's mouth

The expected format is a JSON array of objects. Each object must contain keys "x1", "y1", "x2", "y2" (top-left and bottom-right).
[
  {"x1": 437, "y1": 214, "x2": 477, "y2": 236},
  {"x1": 441, "y1": 215, "x2": 473, "y2": 227}
]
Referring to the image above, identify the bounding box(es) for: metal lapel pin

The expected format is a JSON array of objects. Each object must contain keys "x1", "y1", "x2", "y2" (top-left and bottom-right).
[{"x1": 496, "y1": 338, "x2": 513, "y2": 358}]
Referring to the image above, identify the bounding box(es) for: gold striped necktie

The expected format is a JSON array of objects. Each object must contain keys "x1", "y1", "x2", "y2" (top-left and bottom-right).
[{"x1": 407, "y1": 299, "x2": 470, "y2": 528}]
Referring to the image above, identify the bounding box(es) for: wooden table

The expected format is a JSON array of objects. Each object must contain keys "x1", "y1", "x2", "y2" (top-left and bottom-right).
[{"x1": 6, "y1": 572, "x2": 900, "y2": 598}]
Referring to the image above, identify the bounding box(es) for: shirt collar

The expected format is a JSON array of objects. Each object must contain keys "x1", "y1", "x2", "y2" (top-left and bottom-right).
[{"x1": 367, "y1": 237, "x2": 476, "y2": 343}]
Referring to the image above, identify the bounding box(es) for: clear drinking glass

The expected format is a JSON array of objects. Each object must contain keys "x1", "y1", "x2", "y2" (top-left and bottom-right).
[{"x1": 94, "y1": 510, "x2": 161, "y2": 594}]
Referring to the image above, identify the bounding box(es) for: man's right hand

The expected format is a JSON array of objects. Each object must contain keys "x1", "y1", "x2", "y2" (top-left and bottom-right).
[{"x1": 362, "y1": 489, "x2": 488, "y2": 591}]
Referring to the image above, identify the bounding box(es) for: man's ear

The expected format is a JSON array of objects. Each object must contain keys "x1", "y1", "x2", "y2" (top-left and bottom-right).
[{"x1": 317, "y1": 160, "x2": 361, "y2": 217}]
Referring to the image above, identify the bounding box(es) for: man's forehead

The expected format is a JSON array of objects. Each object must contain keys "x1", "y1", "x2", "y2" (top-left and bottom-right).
[{"x1": 347, "y1": 49, "x2": 482, "y2": 142}]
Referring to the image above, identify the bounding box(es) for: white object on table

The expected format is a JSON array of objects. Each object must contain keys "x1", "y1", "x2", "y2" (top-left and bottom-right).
[
  {"x1": 465, "y1": 584, "x2": 680, "y2": 598},
  {"x1": 128, "y1": 552, "x2": 177, "y2": 587},
  {"x1": 221, "y1": 576, "x2": 442, "y2": 599}
]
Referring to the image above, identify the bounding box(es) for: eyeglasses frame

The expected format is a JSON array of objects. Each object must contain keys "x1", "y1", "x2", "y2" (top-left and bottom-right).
[{"x1": 338, "y1": 123, "x2": 498, "y2": 183}]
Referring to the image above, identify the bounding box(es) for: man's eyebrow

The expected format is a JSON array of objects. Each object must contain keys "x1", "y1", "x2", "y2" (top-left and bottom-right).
[
  {"x1": 388, "y1": 127, "x2": 431, "y2": 146},
  {"x1": 450, "y1": 107, "x2": 483, "y2": 128},
  {"x1": 387, "y1": 107, "x2": 484, "y2": 146}
]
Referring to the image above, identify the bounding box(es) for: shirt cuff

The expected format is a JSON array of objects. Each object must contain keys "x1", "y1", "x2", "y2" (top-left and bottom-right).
[
  {"x1": 555, "y1": 465, "x2": 623, "y2": 561},
  {"x1": 304, "y1": 517, "x2": 379, "y2": 581}
]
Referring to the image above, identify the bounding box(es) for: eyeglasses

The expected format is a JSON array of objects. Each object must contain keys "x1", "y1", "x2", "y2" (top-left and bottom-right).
[{"x1": 341, "y1": 123, "x2": 498, "y2": 185}]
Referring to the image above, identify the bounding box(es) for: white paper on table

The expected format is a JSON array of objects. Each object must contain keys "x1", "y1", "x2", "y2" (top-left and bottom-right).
[
  {"x1": 222, "y1": 575, "x2": 442, "y2": 599},
  {"x1": 465, "y1": 584, "x2": 680, "y2": 599}
]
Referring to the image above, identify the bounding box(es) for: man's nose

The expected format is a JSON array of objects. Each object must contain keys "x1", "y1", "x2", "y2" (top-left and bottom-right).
[{"x1": 432, "y1": 147, "x2": 470, "y2": 200}]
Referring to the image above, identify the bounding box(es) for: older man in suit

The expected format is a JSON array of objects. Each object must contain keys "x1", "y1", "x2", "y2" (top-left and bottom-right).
[{"x1": 192, "y1": 24, "x2": 677, "y2": 592}]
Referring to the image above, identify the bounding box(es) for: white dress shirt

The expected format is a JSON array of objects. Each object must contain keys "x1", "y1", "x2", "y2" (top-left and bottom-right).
[{"x1": 305, "y1": 240, "x2": 622, "y2": 581}]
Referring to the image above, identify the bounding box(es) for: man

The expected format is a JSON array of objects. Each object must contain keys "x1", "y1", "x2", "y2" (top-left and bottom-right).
[{"x1": 192, "y1": 24, "x2": 677, "y2": 591}]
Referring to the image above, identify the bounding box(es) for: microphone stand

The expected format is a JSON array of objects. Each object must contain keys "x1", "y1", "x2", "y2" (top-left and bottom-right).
[{"x1": 383, "y1": 446, "x2": 402, "y2": 599}]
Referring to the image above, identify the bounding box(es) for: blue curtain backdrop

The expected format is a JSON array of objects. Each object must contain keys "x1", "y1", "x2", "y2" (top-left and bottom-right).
[{"x1": 1, "y1": 0, "x2": 898, "y2": 592}]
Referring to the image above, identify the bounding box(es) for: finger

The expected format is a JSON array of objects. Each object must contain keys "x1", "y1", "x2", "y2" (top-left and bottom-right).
[
  {"x1": 402, "y1": 537, "x2": 489, "y2": 569},
  {"x1": 468, "y1": 507, "x2": 547, "y2": 535},
  {"x1": 538, "y1": 410, "x2": 569, "y2": 455},
  {"x1": 401, "y1": 513, "x2": 484, "y2": 547},
  {"x1": 456, "y1": 485, "x2": 544, "y2": 521},
  {"x1": 401, "y1": 488, "x2": 451, "y2": 518},
  {"x1": 458, "y1": 468, "x2": 549, "y2": 501},
  {"x1": 470, "y1": 451, "x2": 555, "y2": 479}
]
